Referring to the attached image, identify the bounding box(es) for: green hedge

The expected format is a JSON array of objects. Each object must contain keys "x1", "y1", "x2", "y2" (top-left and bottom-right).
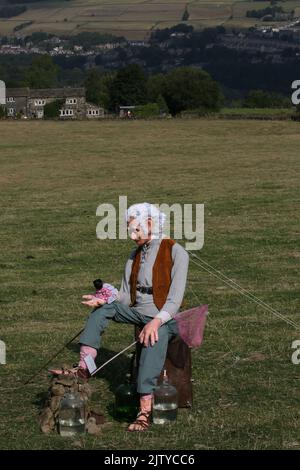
[{"x1": 134, "y1": 103, "x2": 161, "y2": 118}]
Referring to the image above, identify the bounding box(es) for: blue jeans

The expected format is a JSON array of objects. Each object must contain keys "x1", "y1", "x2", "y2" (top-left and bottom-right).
[{"x1": 79, "y1": 301, "x2": 178, "y2": 394}]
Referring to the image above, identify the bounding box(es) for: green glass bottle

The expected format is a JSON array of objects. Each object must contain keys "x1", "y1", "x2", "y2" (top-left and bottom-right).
[{"x1": 115, "y1": 373, "x2": 138, "y2": 421}]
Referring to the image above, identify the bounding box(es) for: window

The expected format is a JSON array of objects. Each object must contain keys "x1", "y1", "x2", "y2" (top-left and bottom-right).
[
  {"x1": 34, "y1": 99, "x2": 45, "y2": 106},
  {"x1": 60, "y1": 109, "x2": 74, "y2": 117},
  {"x1": 66, "y1": 98, "x2": 77, "y2": 105},
  {"x1": 7, "y1": 97, "x2": 15, "y2": 103},
  {"x1": 88, "y1": 109, "x2": 100, "y2": 116},
  {"x1": 7, "y1": 108, "x2": 14, "y2": 116}
]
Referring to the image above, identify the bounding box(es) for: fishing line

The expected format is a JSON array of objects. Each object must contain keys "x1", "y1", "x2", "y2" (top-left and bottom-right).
[
  {"x1": 187, "y1": 250, "x2": 300, "y2": 331},
  {"x1": 188, "y1": 282, "x2": 240, "y2": 362}
]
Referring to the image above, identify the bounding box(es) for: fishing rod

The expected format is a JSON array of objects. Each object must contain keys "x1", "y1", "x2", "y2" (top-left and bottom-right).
[
  {"x1": 91, "y1": 341, "x2": 138, "y2": 377},
  {"x1": 23, "y1": 328, "x2": 84, "y2": 385}
]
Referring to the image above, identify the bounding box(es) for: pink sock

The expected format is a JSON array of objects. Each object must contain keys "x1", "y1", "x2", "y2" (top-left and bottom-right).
[
  {"x1": 79, "y1": 345, "x2": 97, "y2": 369},
  {"x1": 140, "y1": 393, "x2": 153, "y2": 413}
]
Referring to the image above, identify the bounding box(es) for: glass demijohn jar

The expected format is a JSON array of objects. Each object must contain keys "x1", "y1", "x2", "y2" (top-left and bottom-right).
[
  {"x1": 115, "y1": 373, "x2": 138, "y2": 420},
  {"x1": 153, "y1": 370, "x2": 178, "y2": 424},
  {"x1": 58, "y1": 391, "x2": 86, "y2": 437}
]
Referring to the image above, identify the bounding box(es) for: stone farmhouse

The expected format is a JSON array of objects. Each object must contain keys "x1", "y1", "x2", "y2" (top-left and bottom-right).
[{"x1": 3, "y1": 84, "x2": 104, "y2": 119}]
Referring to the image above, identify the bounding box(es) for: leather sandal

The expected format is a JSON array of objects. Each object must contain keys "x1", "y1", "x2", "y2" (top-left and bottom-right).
[{"x1": 127, "y1": 411, "x2": 151, "y2": 432}]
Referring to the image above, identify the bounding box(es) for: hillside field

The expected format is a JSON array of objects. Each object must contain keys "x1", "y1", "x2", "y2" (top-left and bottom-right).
[{"x1": 1, "y1": 0, "x2": 300, "y2": 39}]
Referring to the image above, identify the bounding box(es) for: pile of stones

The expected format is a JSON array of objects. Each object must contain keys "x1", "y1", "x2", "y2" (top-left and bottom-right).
[{"x1": 38, "y1": 374, "x2": 105, "y2": 435}]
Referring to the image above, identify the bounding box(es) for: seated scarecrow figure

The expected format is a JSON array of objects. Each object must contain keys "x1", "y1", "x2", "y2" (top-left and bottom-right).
[{"x1": 54, "y1": 202, "x2": 189, "y2": 432}]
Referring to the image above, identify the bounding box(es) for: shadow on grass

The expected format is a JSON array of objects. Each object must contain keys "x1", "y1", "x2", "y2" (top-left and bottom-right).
[
  {"x1": 33, "y1": 390, "x2": 50, "y2": 412},
  {"x1": 66, "y1": 342, "x2": 137, "y2": 421},
  {"x1": 66, "y1": 342, "x2": 134, "y2": 392}
]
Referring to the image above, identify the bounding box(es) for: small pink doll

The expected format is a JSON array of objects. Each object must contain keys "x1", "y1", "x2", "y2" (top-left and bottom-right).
[{"x1": 82, "y1": 279, "x2": 119, "y2": 306}]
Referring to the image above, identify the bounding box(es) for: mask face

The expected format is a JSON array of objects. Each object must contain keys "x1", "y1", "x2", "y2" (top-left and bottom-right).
[{"x1": 127, "y1": 221, "x2": 141, "y2": 241}]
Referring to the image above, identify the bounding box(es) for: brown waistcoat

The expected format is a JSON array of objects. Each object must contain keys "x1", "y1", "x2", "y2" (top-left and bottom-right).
[{"x1": 129, "y1": 238, "x2": 175, "y2": 310}]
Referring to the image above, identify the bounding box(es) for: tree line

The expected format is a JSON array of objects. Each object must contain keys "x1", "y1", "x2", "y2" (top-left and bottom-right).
[
  {"x1": 86, "y1": 64, "x2": 224, "y2": 115},
  {"x1": 0, "y1": 5, "x2": 27, "y2": 18},
  {"x1": 246, "y1": 6, "x2": 285, "y2": 19},
  {"x1": 0, "y1": 54, "x2": 293, "y2": 116},
  {"x1": 2, "y1": 55, "x2": 224, "y2": 116}
]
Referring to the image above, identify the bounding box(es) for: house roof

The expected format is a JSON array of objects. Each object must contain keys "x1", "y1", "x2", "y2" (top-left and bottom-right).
[
  {"x1": 86, "y1": 101, "x2": 103, "y2": 109},
  {"x1": 30, "y1": 88, "x2": 85, "y2": 98},
  {"x1": 6, "y1": 87, "x2": 85, "y2": 98},
  {"x1": 6, "y1": 88, "x2": 30, "y2": 97}
]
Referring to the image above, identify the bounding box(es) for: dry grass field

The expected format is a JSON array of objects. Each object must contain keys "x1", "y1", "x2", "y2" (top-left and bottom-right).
[{"x1": 0, "y1": 118, "x2": 299, "y2": 449}]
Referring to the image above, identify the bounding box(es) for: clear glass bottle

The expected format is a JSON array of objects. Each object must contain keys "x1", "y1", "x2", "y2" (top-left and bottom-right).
[
  {"x1": 115, "y1": 373, "x2": 138, "y2": 421},
  {"x1": 58, "y1": 391, "x2": 86, "y2": 437},
  {"x1": 153, "y1": 370, "x2": 178, "y2": 425}
]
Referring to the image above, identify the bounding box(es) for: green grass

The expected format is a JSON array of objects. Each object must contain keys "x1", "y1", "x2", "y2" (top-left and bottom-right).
[{"x1": 0, "y1": 119, "x2": 299, "y2": 449}]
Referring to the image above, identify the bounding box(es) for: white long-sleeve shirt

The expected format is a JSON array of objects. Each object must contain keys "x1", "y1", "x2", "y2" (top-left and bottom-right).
[{"x1": 118, "y1": 238, "x2": 189, "y2": 323}]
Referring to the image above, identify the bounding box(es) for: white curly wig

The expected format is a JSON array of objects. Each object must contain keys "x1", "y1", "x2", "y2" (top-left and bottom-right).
[{"x1": 125, "y1": 202, "x2": 166, "y2": 238}]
